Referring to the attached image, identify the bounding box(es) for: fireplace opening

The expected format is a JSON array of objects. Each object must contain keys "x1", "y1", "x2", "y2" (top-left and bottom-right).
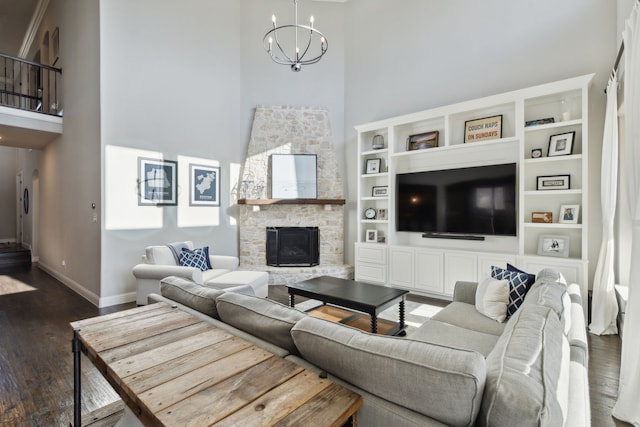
[{"x1": 266, "y1": 227, "x2": 319, "y2": 267}]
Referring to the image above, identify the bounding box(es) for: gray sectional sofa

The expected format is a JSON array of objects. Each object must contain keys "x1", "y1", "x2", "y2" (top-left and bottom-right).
[{"x1": 148, "y1": 267, "x2": 589, "y2": 427}]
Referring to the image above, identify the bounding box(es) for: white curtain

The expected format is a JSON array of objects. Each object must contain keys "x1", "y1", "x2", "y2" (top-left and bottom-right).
[
  {"x1": 589, "y1": 73, "x2": 619, "y2": 336},
  {"x1": 613, "y1": 2, "x2": 640, "y2": 425}
]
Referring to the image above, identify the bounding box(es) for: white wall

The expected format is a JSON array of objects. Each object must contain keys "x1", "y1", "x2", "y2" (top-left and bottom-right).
[
  {"x1": 97, "y1": 0, "x2": 346, "y2": 305},
  {"x1": 0, "y1": 146, "x2": 17, "y2": 241},
  {"x1": 32, "y1": 0, "x2": 102, "y2": 301},
  {"x1": 99, "y1": 0, "x2": 244, "y2": 304},
  {"x1": 342, "y1": 0, "x2": 617, "y2": 289}
]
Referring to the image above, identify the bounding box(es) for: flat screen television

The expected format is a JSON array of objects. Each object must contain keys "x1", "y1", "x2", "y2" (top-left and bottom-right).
[{"x1": 396, "y1": 163, "x2": 517, "y2": 236}]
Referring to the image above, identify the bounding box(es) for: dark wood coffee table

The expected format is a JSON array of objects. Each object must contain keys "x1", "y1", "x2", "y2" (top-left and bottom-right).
[{"x1": 288, "y1": 276, "x2": 409, "y2": 335}]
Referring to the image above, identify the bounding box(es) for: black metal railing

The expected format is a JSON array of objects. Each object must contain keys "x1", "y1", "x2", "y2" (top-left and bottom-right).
[{"x1": 0, "y1": 52, "x2": 62, "y2": 116}]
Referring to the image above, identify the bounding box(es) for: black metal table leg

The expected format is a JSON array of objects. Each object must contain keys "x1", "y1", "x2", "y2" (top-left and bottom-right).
[
  {"x1": 397, "y1": 298, "x2": 407, "y2": 336},
  {"x1": 370, "y1": 313, "x2": 378, "y2": 334},
  {"x1": 289, "y1": 293, "x2": 295, "y2": 308},
  {"x1": 72, "y1": 329, "x2": 81, "y2": 427}
]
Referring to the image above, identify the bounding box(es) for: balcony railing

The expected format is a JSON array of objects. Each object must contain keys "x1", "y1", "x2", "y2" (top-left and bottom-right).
[{"x1": 0, "y1": 52, "x2": 62, "y2": 116}]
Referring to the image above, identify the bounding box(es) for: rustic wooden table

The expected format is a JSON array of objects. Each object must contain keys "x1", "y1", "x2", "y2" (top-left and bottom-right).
[{"x1": 70, "y1": 302, "x2": 361, "y2": 426}]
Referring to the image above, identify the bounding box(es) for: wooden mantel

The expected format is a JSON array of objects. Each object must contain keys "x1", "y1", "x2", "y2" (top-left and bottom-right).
[{"x1": 238, "y1": 198, "x2": 345, "y2": 205}]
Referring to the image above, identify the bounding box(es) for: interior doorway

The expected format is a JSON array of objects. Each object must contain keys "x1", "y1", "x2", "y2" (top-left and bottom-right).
[{"x1": 16, "y1": 172, "x2": 23, "y2": 245}]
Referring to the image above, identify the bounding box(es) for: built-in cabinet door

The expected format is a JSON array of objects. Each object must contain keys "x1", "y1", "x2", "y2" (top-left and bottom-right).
[
  {"x1": 389, "y1": 246, "x2": 414, "y2": 288},
  {"x1": 444, "y1": 252, "x2": 478, "y2": 295},
  {"x1": 477, "y1": 254, "x2": 518, "y2": 281},
  {"x1": 415, "y1": 249, "x2": 444, "y2": 294},
  {"x1": 355, "y1": 243, "x2": 387, "y2": 284}
]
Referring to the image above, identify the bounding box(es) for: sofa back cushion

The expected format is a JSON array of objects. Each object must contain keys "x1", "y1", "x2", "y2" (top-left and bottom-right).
[
  {"x1": 216, "y1": 292, "x2": 305, "y2": 355},
  {"x1": 479, "y1": 304, "x2": 570, "y2": 427},
  {"x1": 522, "y1": 274, "x2": 572, "y2": 335},
  {"x1": 160, "y1": 276, "x2": 224, "y2": 318},
  {"x1": 291, "y1": 316, "x2": 486, "y2": 427},
  {"x1": 145, "y1": 241, "x2": 194, "y2": 265}
]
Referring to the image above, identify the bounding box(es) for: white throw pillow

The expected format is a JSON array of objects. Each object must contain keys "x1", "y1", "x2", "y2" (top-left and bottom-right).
[{"x1": 475, "y1": 277, "x2": 510, "y2": 323}]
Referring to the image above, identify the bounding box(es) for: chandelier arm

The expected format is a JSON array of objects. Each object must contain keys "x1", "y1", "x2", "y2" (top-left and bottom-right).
[
  {"x1": 297, "y1": 27, "x2": 314, "y2": 62},
  {"x1": 268, "y1": 26, "x2": 296, "y2": 64}
]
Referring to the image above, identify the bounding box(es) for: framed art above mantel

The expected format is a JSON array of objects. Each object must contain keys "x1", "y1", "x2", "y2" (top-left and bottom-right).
[{"x1": 270, "y1": 154, "x2": 318, "y2": 199}]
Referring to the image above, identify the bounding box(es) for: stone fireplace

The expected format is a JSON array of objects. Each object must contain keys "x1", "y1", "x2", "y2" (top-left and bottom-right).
[{"x1": 238, "y1": 105, "x2": 353, "y2": 285}]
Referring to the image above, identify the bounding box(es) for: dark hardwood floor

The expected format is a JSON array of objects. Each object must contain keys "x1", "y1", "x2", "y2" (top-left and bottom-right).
[{"x1": 0, "y1": 266, "x2": 630, "y2": 426}]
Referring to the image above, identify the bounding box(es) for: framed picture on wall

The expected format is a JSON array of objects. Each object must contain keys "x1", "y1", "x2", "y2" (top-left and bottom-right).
[
  {"x1": 189, "y1": 163, "x2": 220, "y2": 206},
  {"x1": 138, "y1": 158, "x2": 178, "y2": 206}
]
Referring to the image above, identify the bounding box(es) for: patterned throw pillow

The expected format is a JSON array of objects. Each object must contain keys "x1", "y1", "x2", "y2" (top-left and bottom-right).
[
  {"x1": 491, "y1": 266, "x2": 531, "y2": 316},
  {"x1": 179, "y1": 247, "x2": 212, "y2": 271},
  {"x1": 506, "y1": 263, "x2": 536, "y2": 289}
]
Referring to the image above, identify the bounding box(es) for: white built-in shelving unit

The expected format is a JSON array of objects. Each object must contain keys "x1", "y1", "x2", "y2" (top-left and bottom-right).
[{"x1": 355, "y1": 74, "x2": 593, "y2": 319}]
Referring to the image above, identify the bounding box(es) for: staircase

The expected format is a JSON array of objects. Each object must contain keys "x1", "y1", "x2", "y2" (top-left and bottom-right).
[{"x1": 0, "y1": 244, "x2": 32, "y2": 273}]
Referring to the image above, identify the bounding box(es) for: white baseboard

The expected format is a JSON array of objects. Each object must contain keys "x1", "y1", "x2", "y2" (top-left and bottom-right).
[
  {"x1": 37, "y1": 261, "x2": 137, "y2": 308},
  {"x1": 99, "y1": 292, "x2": 137, "y2": 308},
  {"x1": 37, "y1": 261, "x2": 100, "y2": 306}
]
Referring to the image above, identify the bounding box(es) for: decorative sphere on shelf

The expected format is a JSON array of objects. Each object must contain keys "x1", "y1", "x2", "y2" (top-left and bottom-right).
[{"x1": 372, "y1": 134, "x2": 385, "y2": 150}]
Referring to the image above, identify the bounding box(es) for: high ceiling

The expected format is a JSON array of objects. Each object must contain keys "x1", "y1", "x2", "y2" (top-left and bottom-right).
[{"x1": 0, "y1": 0, "x2": 40, "y2": 57}]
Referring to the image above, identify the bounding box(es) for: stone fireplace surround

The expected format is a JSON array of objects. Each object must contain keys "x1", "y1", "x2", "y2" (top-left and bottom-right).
[{"x1": 238, "y1": 105, "x2": 353, "y2": 286}]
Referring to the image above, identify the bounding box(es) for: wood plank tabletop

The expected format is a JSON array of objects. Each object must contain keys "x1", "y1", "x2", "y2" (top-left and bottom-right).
[{"x1": 71, "y1": 302, "x2": 362, "y2": 426}]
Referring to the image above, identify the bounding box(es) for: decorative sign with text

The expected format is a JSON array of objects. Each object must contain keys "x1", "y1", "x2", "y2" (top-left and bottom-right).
[{"x1": 464, "y1": 115, "x2": 503, "y2": 143}]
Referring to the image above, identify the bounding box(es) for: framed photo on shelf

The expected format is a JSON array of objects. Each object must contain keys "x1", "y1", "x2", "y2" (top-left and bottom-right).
[
  {"x1": 365, "y1": 229, "x2": 378, "y2": 243},
  {"x1": 525, "y1": 117, "x2": 554, "y2": 127},
  {"x1": 536, "y1": 174, "x2": 570, "y2": 191},
  {"x1": 559, "y1": 204, "x2": 580, "y2": 224},
  {"x1": 531, "y1": 212, "x2": 553, "y2": 223},
  {"x1": 464, "y1": 114, "x2": 502, "y2": 143},
  {"x1": 378, "y1": 208, "x2": 387, "y2": 220},
  {"x1": 407, "y1": 131, "x2": 439, "y2": 151},
  {"x1": 537, "y1": 235, "x2": 570, "y2": 258},
  {"x1": 138, "y1": 157, "x2": 178, "y2": 206},
  {"x1": 189, "y1": 163, "x2": 220, "y2": 206},
  {"x1": 372, "y1": 186, "x2": 388, "y2": 197},
  {"x1": 548, "y1": 131, "x2": 575, "y2": 156},
  {"x1": 365, "y1": 158, "x2": 382, "y2": 174}
]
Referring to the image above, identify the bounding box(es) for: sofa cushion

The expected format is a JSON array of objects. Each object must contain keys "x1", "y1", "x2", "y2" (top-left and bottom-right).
[
  {"x1": 475, "y1": 277, "x2": 509, "y2": 322},
  {"x1": 431, "y1": 302, "x2": 507, "y2": 336},
  {"x1": 411, "y1": 319, "x2": 500, "y2": 357},
  {"x1": 216, "y1": 292, "x2": 306, "y2": 355},
  {"x1": 522, "y1": 276, "x2": 571, "y2": 335},
  {"x1": 491, "y1": 266, "x2": 531, "y2": 316},
  {"x1": 160, "y1": 276, "x2": 224, "y2": 318},
  {"x1": 479, "y1": 304, "x2": 570, "y2": 427},
  {"x1": 145, "y1": 241, "x2": 194, "y2": 265},
  {"x1": 291, "y1": 316, "x2": 487, "y2": 427},
  {"x1": 179, "y1": 247, "x2": 211, "y2": 271}
]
